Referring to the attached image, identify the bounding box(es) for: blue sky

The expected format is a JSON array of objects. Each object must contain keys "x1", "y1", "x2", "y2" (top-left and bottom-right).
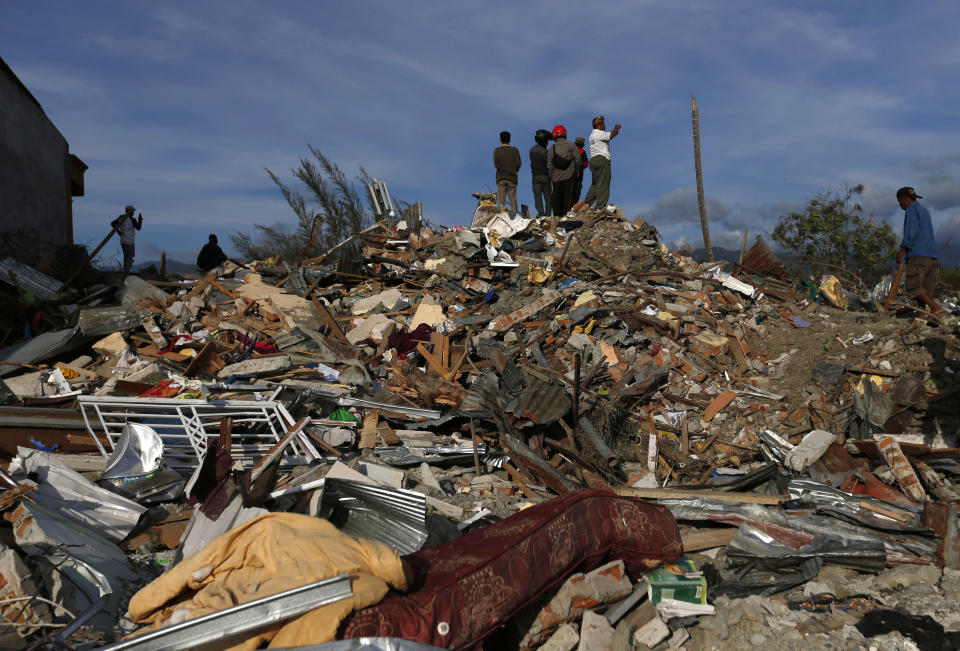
[{"x1": 5, "y1": 2, "x2": 960, "y2": 267}]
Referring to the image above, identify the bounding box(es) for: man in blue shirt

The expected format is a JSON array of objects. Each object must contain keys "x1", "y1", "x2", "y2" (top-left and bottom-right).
[{"x1": 895, "y1": 186, "x2": 943, "y2": 315}]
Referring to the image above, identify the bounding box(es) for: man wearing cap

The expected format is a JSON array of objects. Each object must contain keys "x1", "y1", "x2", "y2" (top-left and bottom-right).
[
  {"x1": 110, "y1": 205, "x2": 144, "y2": 279},
  {"x1": 895, "y1": 187, "x2": 943, "y2": 316},
  {"x1": 583, "y1": 116, "x2": 621, "y2": 209},
  {"x1": 493, "y1": 131, "x2": 522, "y2": 213},
  {"x1": 572, "y1": 136, "x2": 589, "y2": 205}
]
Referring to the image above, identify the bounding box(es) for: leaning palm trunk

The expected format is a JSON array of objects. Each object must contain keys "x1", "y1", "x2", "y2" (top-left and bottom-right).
[{"x1": 692, "y1": 95, "x2": 713, "y2": 261}]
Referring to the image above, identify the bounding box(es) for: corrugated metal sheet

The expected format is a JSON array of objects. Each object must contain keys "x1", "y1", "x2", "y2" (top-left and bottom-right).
[
  {"x1": 808, "y1": 443, "x2": 861, "y2": 487},
  {"x1": 0, "y1": 326, "x2": 87, "y2": 377},
  {"x1": 375, "y1": 442, "x2": 487, "y2": 468},
  {"x1": 323, "y1": 478, "x2": 427, "y2": 555},
  {"x1": 510, "y1": 377, "x2": 570, "y2": 425},
  {"x1": 740, "y1": 237, "x2": 788, "y2": 279},
  {"x1": 76, "y1": 305, "x2": 152, "y2": 336},
  {"x1": 119, "y1": 275, "x2": 170, "y2": 306},
  {"x1": 0, "y1": 258, "x2": 63, "y2": 299}
]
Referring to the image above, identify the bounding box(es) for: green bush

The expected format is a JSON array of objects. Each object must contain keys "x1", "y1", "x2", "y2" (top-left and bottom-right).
[{"x1": 772, "y1": 184, "x2": 898, "y2": 288}]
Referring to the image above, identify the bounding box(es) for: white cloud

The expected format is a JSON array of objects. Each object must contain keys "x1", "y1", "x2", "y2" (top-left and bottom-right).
[{"x1": 5, "y1": 1, "x2": 960, "y2": 262}]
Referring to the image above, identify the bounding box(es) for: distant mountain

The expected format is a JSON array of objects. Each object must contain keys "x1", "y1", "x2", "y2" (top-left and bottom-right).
[
  {"x1": 134, "y1": 259, "x2": 197, "y2": 274},
  {"x1": 690, "y1": 247, "x2": 743, "y2": 263}
]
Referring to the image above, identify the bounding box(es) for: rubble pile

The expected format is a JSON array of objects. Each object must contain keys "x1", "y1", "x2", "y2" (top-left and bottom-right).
[{"x1": 0, "y1": 198, "x2": 959, "y2": 650}]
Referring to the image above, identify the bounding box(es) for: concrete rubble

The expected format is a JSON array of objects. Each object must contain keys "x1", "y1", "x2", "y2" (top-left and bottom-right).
[{"x1": 0, "y1": 196, "x2": 958, "y2": 649}]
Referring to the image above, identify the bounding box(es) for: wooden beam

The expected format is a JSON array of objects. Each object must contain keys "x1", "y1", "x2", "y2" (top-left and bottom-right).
[
  {"x1": 618, "y1": 486, "x2": 785, "y2": 504},
  {"x1": 681, "y1": 527, "x2": 738, "y2": 551}
]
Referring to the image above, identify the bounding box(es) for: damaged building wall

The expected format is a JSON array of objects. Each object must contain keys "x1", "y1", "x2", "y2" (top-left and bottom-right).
[{"x1": 0, "y1": 56, "x2": 85, "y2": 261}]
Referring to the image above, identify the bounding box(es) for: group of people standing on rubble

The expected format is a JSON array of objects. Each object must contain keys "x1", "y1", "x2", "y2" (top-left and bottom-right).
[{"x1": 493, "y1": 116, "x2": 621, "y2": 217}]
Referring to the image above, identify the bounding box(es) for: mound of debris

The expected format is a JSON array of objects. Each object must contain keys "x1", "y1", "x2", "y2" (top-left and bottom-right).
[{"x1": 0, "y1": 194, "x2": 958, "y2": 650}]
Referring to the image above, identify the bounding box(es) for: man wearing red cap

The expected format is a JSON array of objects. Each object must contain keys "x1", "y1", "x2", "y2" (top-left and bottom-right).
[{"x1": 546, "y1": 125, "x2": 579, "y2": 216}]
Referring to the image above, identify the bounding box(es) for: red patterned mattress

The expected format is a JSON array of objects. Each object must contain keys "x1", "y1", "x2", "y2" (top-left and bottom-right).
[{"x1": 340, "y1": 488, "x2": 682, "y2": 649}]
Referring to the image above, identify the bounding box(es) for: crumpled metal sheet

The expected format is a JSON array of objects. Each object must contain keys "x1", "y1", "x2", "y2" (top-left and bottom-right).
[
  {"x1": 321, "y1": 478, "x2": 427, "y2": 555},
  {"x1": 726, "y1": 521, "x2": 887, "y2": 573},
  {"x1": 0, "y1": 257, "x2": 63, "y2": 299},
  {"x1": 0, "y1": 326, "x2": 87, "y2": 377},
  {"x1": 375, "y1": 443, "x2": 487, "y2": 468},
  {"x1": 788, "y1": 478, "x2": 925, "y2": 528},
  {"x1": 102, "y1": 423, "x2": 164, "y2": 480},
  {"x1": 11, "y1": 500, "x2": 138, "y2": 629},
  {"x1": 869, "y1": 273, "x2": 898, "y2": 303},
  {"x1": 667, "y1": 496, "x2": 934, "y2": 562},
  {"x1": 758, "y1": 429, "x2": 793, "y2": 465},
  {"x1": 10, "y1": 447, "x2": 146, "y2": 541},
  {"x1": 102, "y1": 575, "x2": 355, "y2": 651},
  {"x1": 119, "y1": 275, "x2": 170, "y2": 307}
]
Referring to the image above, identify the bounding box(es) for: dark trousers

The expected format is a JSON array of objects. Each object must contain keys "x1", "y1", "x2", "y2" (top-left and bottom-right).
[
  {"x1": 572, "y1": 172, "x2": 583, "y2": 206},
  {"x1": 532, "y1": 175, "x2": 551, "y2": 216},
  {"x1": 497, "y1": 180, "x2": 518, "y2": 212},
  {"x1": 584, "y1": 156, "x2": 611, "y2": 208},
  {"x1": 551, "y1": 178, "x2": 574, "y2": 216},
  {"x1": 122, "y1": 243, "x2": 135, "y2": 277}
]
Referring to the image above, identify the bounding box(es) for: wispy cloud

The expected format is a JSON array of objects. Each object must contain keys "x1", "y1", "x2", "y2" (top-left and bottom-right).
[{"x1": 3, "y1": 1, "x2": 960, "y2": 264}]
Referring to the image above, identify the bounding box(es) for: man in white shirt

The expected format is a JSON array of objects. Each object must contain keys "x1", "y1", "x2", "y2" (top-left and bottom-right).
[
  {"x1": 111, "y1": 205, "x2": 143, "y2": 279},
  {"x1": 583, "y1": 116, "x2": 621, "y2": 209}
]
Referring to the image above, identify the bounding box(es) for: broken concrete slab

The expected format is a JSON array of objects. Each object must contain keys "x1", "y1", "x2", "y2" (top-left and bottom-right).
[
  {"x1": 218, "y1": 355, "x2": 291, "y2": 379},
  {"x1": 410, "y1": 301, "x2": 445, "y2": 330},
  {"x1": 521, "y1": 560, "x2": 632, "y2": 647},
  {"x1": 346, "y1": 313, "x2": 393, "y2": 345},
  {"x1": 578, "y1": 610, "x2": 615, "y2": 651},
  {"x1": 92, "y1": 331, "x2": 129, "y2": 358},
  {"x1": 541, "y1": 622, "x2": 579, "y2": 651},
  {"x1": 352, "y1": 288, "x2": 405, "y2": 315}
]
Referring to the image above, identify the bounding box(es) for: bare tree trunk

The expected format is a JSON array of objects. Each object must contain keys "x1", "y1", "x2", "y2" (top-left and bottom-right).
[{"x1": 692, "y1": 95, "x2": 713, "y2": 262}]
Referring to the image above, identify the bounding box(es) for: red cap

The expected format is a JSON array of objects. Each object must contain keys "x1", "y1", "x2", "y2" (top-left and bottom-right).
[{"x1": 552, "y1": 124, "x2": 567, "y2": 139}]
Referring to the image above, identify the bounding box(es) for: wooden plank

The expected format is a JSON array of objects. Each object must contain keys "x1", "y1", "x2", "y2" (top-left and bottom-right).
[
  {"x1": 681, "y1": 528, "x2": 738, "y2": 551},
  {"x1": 142, "y1": 317, "x2": 168, "y2": 348},
  {"x1": 846, "y1": 366, "x2": 901, "y2": 378},
  {"x1": 885, "y1": 260, "x2": 905, "y2": 310},
  {"x1": 618, "y1": 487, "x2": 786, "y2": 504},
  {"x1": 377, "y1": 420, "x2": 401, "y2": 446},
  {"x1": 209, "y1": 279, "x2": 236, "y2": 299},
  {"x1": 703, "y1": 390, "x2": 737, "y2": 421},
  {"x1": 443, "y1": 347, "x2": 469, "y2": 382},
  {"x1": 182, "y1": 277, "x2": 211, "y2": 301},
  {"x1": 729, "y1": 334, "x2": 750, "y2": 375},
  {"x1": 359, "y1": 410, "x2": 379, "y2": 449},
  {"x1": 416, "y1": 343, "x2": 447, "y2": 377},
  {"x1": 440, "y1": 335, "x2": 450, "y2": 368},
  {"x1": 312, "y1": 297, "x2": 349, "y2": 343},
  {"x1": 681, "y1": 414, "x2": 690, "y2": 457},
  {"x1": 184, "y1": 341, "x2": 223, "y2": 377}
]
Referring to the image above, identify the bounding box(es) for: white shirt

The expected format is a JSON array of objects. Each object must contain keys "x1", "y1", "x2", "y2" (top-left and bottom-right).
[
  {"x1": 588, "y1": 128, "x2": 612, "y2": 161},
  {"x1": 117, "y1": 215, "x2": 137, "y2": 245}
]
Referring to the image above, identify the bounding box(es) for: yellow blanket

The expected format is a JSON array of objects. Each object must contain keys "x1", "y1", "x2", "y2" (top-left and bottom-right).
[{"x1": 127, "y1": 512, "x2": 408, "y2": 649}]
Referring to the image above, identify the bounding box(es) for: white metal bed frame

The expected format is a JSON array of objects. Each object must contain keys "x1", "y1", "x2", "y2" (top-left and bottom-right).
[{"x1": 77, "y1": 396, "x2": 320, "y2": 470}]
